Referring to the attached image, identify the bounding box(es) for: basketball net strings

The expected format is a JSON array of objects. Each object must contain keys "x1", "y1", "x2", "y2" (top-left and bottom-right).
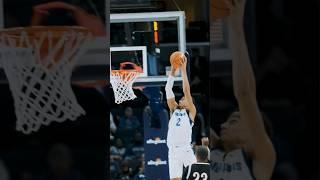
[
  {"x1": 0, "y1": 30, "x2": 92, "y2": 134},
  {"x1": 111, "y1": 71, "x2": 139, "y2": 104}
]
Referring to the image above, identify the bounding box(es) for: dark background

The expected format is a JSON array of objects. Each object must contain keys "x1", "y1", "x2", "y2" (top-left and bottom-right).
[
  {"x1": 256, "y1": 1, "x2": 319, "y2": 179},
  {"x1": 0, "y1": 0, "x2": 318, "y2": 179},
  {"x1": 210, "y1": 0, "x2": 319, "y2": 179}
]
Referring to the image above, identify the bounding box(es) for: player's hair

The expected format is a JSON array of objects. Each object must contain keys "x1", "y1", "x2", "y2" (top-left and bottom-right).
[{"x1": 195, "y1": 145, "x2": 209, "y2": 162}]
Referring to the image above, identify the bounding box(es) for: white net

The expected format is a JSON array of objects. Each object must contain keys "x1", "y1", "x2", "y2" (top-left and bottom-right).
[
  {"x1": 0, "y1": 27, "x2": 92, "y2": 134},
  {"x1": 110, "y1": 70, "x2": 139, "y2": 104}
]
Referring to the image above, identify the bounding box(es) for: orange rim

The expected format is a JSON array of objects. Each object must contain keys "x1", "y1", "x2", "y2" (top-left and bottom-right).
[
  {"x1": 0, "y1": 26, "x2": 89, "y2": 36},
  {"x1": 119, "y1": 62, "x2": 143, "y2": 73},
  {"x1": 0, "y1": 26, "x2": 92, "y2": 70},
  {"x1": 0, "y1": 26, "x2": 90, "y2": 49},
  {"x1": 111, "y1": 69, "x2": 139, "y2": 75}
]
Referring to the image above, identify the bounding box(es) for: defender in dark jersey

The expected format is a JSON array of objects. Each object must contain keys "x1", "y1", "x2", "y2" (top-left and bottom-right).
[
  {"x1": 182, "y1": 146, "x2": 210, "y2": 180},
  {"x1": 210, "y1": 0, "x2": 276, "y2": 180}
]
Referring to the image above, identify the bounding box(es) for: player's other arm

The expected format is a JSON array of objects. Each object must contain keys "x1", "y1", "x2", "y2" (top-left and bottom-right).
[
  {"x1": 165, "y1": 66, "x2": 178, "y2": 113},
  {"x1": 228, "y1": 0, "x2": 276, "y2": 179},
  {"x1": 181, "y1": 57, "x2": 196, "y2": 121}
]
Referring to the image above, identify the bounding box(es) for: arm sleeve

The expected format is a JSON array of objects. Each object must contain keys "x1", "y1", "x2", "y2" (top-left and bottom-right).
[{"x1": 165, "y1": 75, "x2": 175, "y2": 99}]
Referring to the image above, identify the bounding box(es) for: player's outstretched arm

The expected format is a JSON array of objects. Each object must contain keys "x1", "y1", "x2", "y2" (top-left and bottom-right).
[
  {"x1": 228, "y1": 0, "x2": 276, "y2": 179},
  {"x1": 181, "y1": 57, "x2": 196, "y2": 121},
  {"x1": 165, "y1": 66, "x2": 178, "y2": 114}
]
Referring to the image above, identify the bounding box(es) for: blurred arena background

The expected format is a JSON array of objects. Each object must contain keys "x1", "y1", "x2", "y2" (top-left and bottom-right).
[{"x1": 0, "y1": 0, "x2": 317, "y2": 180}]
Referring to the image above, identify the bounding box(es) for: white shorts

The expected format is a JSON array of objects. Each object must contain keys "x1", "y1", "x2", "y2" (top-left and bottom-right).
[{"x1": 168, "y1": 145, "x2": 197, "y2": 179}]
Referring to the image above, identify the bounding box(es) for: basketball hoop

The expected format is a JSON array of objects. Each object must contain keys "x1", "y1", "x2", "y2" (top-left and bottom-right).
[
  {"x1": 0, "y1": 26, "x2": 92, "y2": 134},
  {"x1": 110, "y1": 62, "x2": 142, "y2": 104}
]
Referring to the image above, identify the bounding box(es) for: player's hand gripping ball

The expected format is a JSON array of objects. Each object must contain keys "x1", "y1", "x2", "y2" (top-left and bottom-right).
[{"x1": 170, "y1": 51, "x2": 185, "y2": 69}]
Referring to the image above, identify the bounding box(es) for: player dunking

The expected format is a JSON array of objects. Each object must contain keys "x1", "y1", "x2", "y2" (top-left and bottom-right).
[
  {"x1": 210, "y1": 0, "x2": 276, "y2": 180},
  {"x1": 165, "y1": 52, "x2": 197, "y2": 180}
]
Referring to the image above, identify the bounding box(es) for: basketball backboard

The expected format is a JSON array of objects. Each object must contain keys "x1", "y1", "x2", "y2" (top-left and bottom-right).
[
  {"x1": 111, "y1": 46, "x2": 148, "y2": 77},
  {"x1": 110, "y1": 11, "x2": 187, "y2": 87}
]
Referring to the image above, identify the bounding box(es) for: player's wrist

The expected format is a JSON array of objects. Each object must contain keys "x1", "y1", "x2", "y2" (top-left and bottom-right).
[
  {"x1": 227, "y1": 2, "x2": 246, "y2": 28},
  {"x1": 181, "y1": 68, "x2": 187, "y2": 74},
  {"x1": 228, "y1": 16, "x2": 243, "y2": 29}
]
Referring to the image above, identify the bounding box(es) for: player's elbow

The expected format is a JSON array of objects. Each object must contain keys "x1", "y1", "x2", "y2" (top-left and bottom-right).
[{"x1": 235, "y1": 89, "x2": 252, "y2": 99}]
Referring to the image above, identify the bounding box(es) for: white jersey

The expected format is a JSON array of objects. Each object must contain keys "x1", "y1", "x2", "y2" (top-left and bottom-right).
[
  {"x1": 167, "y1": 109, "x2": 193, "y2": 147},
  {"x1": 210, "y1": 149, "x2": 255, "y2": 180}
]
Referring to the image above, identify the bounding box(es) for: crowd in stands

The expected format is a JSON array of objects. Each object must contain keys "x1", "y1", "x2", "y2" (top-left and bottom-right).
[{"x1": 110, "y1": 107, "x2": 146, "y2": 180}]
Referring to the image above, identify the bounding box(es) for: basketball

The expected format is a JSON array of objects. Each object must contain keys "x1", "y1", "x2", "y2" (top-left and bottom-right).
[
  {"x1": 211, "y1": 0, "x2": 232, "y2": 19},
  {"x1": 170, "y1": 51, "x2": 185, "y2": 69}
]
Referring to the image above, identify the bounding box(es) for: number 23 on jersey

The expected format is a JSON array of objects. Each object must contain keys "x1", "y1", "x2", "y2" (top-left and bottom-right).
[{"x1": 192, "y1": 172, "x2": 208, "y2": 180}]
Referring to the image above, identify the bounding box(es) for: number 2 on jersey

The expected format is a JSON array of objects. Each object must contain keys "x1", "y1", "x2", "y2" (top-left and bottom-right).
[{"x1": 176, "y1": 118, "x2": 181, "y2": 126}]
